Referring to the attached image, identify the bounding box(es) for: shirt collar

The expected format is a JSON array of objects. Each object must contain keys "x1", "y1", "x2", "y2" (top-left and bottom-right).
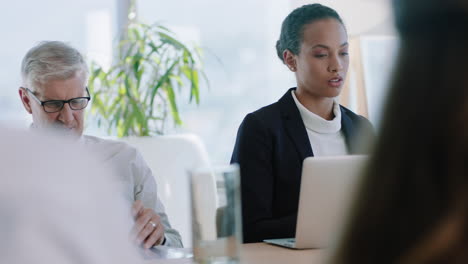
[{"x1": 291, "y1": 90, "x2": 341, "y2": 134}]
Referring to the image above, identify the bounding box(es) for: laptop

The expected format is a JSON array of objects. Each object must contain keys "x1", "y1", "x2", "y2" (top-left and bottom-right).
[{"x1": 263, "y1": 155, "x2": 367, "y2": 249}]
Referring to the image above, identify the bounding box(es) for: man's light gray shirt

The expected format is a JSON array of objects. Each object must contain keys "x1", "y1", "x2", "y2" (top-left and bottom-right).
[{"x1": 82, "y1": 135, "x2": 182, "y2": 247}]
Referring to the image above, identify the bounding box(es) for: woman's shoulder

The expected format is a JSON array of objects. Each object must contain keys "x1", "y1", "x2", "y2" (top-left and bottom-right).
[
  {"x1": 250, "y1": 101, "x2": 281, "y2": 118},
  {"x1": 245, "y1": 89, "x2": 295, "y2": 121},
  {"x1": 339, "y1": 105, "x2": 371, "y2": 124},
  {"x1": 243, "y1": 99, "x2": 289, "y2": 128},
  {"x1": 339, "y1": 105, "x2": 375, "y2": 140},
  {"x1": 238, "y1": 88, "x2": 298, "y2": 130},
  {"x1": 236, "y1": 101, "x2": 284, "y2": 136}
]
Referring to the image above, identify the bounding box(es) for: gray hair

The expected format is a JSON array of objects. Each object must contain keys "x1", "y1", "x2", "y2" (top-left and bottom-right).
[{"x1": 21, "y1": 41, "x2": 88, "y2": 89}]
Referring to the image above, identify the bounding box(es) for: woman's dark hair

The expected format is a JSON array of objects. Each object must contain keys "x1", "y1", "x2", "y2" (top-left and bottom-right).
[
  {"x1": 276, "y1": 3, "x2": 344, "y2": 63},
  {"x1": 329, "y1": 0, "x2": 468, "y2": 263}
]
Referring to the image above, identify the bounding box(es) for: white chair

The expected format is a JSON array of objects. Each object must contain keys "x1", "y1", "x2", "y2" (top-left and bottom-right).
[{"x1": 122, "y1": 134, "x2": 212, "y2": 247}]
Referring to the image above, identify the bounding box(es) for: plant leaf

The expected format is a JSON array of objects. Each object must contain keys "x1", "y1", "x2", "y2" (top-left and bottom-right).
[{"x1": 164, "y1": 85, "x2": 182, "y2": 125}]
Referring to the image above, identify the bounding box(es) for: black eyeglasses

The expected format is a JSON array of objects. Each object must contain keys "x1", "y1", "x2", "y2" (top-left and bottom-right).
[{"x1": 22, "y1": 87, "x2": 91, "y2": 113}]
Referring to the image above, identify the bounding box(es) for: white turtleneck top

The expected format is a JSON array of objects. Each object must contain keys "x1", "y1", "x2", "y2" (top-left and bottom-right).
[{"x1": 291, "y1": 90, "x2": 348, "y2": 156}]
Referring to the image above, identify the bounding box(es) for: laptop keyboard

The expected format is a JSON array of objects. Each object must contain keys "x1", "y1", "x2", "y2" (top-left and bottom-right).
[
  {"x1": 263, "y1": 238, "x2": 296, "y2": 248},
  {"x1": 285, "y1": 238, "x2": 296, "y2": 247}
]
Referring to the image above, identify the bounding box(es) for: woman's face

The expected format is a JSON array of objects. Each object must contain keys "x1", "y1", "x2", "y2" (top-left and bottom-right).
[{"x1": 286, "y1": 18, "x2": 349, "y2": 98}]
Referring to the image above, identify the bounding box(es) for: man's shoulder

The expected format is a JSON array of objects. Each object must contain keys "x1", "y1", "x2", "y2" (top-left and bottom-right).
[
  {"x1": 83, "y1": 134, "x2": 129, "y2": 146},
  {"x1": 83, "y1": 134, "x2": 113, "y2": 143},
  {"x1": 82, "y1": 135, "x2": 139, "y2": 158}
]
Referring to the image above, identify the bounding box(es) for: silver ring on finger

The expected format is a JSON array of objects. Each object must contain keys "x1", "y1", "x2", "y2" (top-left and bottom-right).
[{"x1": 148, "y1": 221, "x2": 157, "y2": 229}]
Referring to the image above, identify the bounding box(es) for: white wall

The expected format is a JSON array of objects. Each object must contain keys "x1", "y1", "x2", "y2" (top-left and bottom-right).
[
  {"x1": 0, "y1": 0, "x2": 115, "y2": 126},
  {"x1": 293, "y1": 0, "x2": 395, "y2": 36}
]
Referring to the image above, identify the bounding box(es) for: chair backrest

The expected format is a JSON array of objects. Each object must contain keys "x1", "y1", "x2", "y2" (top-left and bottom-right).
[{"x1": 121, "y1": 134, "x2": 211, "y2": 247}]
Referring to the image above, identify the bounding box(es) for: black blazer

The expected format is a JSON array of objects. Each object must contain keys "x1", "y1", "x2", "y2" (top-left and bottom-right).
[{"x1": 230, "y1": 88, "x2": 373, "y2": 243}]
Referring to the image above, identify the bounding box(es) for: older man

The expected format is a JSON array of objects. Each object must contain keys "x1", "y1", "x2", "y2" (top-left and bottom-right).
[{"x1": 18, "y1": 41, "x2": 182, "y2": 248}]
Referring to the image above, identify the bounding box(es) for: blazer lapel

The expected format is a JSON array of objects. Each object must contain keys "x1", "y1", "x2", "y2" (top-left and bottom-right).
[
  {"x1": 279, "y1": 88, "x2": 314, "y2": 160},
  {"x1": 340, "y1": 106, "x2": 357, "y2": 154}
]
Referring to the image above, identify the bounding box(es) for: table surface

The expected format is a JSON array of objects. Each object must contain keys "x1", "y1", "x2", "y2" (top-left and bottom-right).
[{"x1": 143, "y1": 243, "x2": 325, "y2": 264}]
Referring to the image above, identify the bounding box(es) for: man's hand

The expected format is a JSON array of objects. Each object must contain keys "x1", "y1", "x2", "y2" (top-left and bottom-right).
[{"x1": 131, "y1": 200, "x2": 165, "y2": 249}]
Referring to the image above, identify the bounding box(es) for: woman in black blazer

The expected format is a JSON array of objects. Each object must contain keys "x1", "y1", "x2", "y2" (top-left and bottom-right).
[{"x1": 231, "y1": 4, "x2": 373, "y2": 243}]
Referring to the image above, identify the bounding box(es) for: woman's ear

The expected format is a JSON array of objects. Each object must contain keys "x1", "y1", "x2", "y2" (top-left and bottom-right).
[
  {"x1": 283, "y1": 49, "x2": 297, "y2": 72},
  {"x1": 19, "y1": 88, "x2": 33, "y2": 114}
]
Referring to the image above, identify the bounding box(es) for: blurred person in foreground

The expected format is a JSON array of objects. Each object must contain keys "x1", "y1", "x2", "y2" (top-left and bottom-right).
[
  {"x1": 329, "y1": 0, "x2": 468, "y2": 263},
  {"x1": 231, "y1": 3, "x2": 373, "y2": 243},
  {"x1": 17, "y1": 41, "x2": 182, "y2": 248},
  {"x1": 0, "y1": 126, "x2": 142, "y2": 263}
]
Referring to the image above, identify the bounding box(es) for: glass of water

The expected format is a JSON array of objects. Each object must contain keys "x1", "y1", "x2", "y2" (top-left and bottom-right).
[{"x1": 189, "y1": 164, "x2": 242, "y2": 264}]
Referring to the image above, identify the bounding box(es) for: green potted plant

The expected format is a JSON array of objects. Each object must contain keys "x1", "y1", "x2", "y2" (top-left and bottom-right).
[{"x1": 88, "y1": 4, "x2": 206, "y2": 137}]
